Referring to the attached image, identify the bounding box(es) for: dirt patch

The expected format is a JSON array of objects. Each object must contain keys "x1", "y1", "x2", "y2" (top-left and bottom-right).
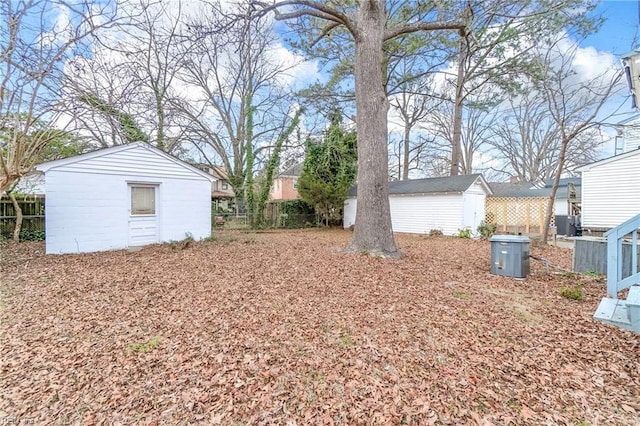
[{"x1": 0, "y1": 229, "x2": 638, "y2": 424}]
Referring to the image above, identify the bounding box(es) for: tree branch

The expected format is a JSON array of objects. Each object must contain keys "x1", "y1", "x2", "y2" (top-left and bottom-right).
[
  {"x1": 251, "y1": 1, "x2": 356, "y2": 36},
  {"x1": 384, "y1": 21, "x2": 464, "y2": 41}
]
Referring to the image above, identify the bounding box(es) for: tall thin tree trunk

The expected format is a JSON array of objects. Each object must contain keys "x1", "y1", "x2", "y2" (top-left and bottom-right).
[
  {"x1": 542, "y1": 136, "x2": 569, "y2": 244},
  {"x1": 450, "y1": 37, "x2": 465, "y2": 176},
  {"x1": 9, "y1": 192, "x2": 23, "y2": 242},
  {"x1": 156, "y1": 92, "x2": 165, "y2": 150},
  {"x1": 402, "y1": 123, "x2": 410, "y2": 180},
  {"x1": 347, "y1": 1, "x2": 399, "y2": 257}
]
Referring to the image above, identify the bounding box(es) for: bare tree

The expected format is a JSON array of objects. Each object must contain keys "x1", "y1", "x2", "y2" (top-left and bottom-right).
[
  {"x1": 446, "y1": 0, "x2": 601, "y2": 175},
  {"x1": 388, "y1": 59, "x2": 444, "y2": 180},
  {"x1": 426, "y1": 93, "x2": 496, "y2": 176},
  {"x1": 64, "y1": 0, "x2": 188, "y2": 154},
  {"x1": 489, "y1": 95, "x2": 562, "y2": 183},
  {"x1": 64, "y1": 53, "x2": 144, "y2": 147},
  {"x1": 253, "y1": 0, "x2": 465, "y2": 257},
  {"x1": 173, "y1": 2, "x2": 298, "y2": 200},
  {"x1": 536, "y1": 33, "x2": 624, "y2": 243},
  {"x1": 0, "y1": 0, "x2": 122, "y2": 193}
]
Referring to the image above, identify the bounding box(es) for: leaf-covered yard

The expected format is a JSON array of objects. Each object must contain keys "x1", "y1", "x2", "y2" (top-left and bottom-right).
[{"x1": 1, "y1": 230, "x2": 639, "y2": 425}]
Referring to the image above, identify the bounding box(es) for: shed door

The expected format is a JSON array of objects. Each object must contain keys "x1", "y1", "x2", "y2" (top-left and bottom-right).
[
  {"x1": 128, "y1": 185, "x2": 158, "y2": 246},
  {"x1": 463, "y1": 192, "x2": 485, "y2": 232}
]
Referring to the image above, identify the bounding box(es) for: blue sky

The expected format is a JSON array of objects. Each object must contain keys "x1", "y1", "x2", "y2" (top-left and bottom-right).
[{"x1": 588, "y1": 1, "x2": 639, "y2": 53}]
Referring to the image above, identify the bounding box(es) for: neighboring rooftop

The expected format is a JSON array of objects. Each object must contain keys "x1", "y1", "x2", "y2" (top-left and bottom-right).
[
  {"x1": 488, "y1": 177, "x2": 581, "y2": 199},
  {"x1": 348, "y1": 174, "x2": 488, "y2": 197},
  {"x1": 280, "y1": 162, "x2": 303, "y2": 177}
]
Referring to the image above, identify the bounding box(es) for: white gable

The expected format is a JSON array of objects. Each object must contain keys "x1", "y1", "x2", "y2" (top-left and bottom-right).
[{"x1": 37, "y1": 142, "x2": 213, "y2": 182}]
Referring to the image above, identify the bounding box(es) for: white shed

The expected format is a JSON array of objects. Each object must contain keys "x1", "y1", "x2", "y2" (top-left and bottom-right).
[
  {"x1": 36, "y1": 142, "x2": 214, "y2": 254},
  {"x1": 577, "y1": 149, "x2": 640, "y2": 231},
  {"x1": 344, "y1": 174, "x2": 492, "y2": 236}
]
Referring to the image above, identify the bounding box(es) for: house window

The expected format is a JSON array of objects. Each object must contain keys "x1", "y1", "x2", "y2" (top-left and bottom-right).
[
  {"x1": 131, "y1": 186, "x2": 156, "y2": 215},
  {"x1": 222, "y1": 182, "x2": 228, "y2": 190}
]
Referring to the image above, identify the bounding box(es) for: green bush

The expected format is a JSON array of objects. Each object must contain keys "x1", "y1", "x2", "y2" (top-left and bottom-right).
[
  {"x1": 477, "y1": 221, "x2": 497, "y2": 240},
  {"x1": 278, "y1": 199, "x2": 318, "y2": 228},
  {"x1": 20, "y1": 230, "x2": 45, "y2": 241},
  {"x1": 457, "y1": 227, "x2": 472, "y2": 239}
]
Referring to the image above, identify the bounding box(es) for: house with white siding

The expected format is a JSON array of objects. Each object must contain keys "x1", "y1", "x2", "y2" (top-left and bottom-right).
[
  {"x1": 577, "y1": 148, "x2": 640, "y2": 232},
  {"x1": 36, "y1": 142, "x2": 214, "y2": 254},
  {"x1": 617, "y1": 114, "x2": 640, "y2": 152},
  {"x1": 344, "y1": 174, "x2": 492, "y2": 236}
]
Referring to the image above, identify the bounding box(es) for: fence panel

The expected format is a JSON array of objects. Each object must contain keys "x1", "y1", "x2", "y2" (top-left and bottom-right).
[
  {"x1": 0, "y1": 197, "x2": 45, "y2": 239},
  {"x1": 485, "y1": 196, "x2": 554, "y2": 235}
]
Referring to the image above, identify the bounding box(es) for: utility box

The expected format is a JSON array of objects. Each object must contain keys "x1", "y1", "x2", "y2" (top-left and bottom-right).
[{"x1": 490, "y1": 235, "x2": 530, "y2": 278}]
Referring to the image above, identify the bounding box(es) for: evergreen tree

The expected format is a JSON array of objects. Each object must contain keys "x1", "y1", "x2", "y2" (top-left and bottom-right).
[{"x1": 298, "y1": 113, "x2": 357, "y2": 226}]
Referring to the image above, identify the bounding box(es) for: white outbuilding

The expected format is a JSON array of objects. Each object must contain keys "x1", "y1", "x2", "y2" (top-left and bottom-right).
[
  {"x1": 577, "y1": 148, "x2": 640, "y2": 232},
  {"x1": 343, "y1": 174, "x2": 492, "y2": 236},
  {"x1": 37, "y1": 142, "x2": 214, "y2": 254}
]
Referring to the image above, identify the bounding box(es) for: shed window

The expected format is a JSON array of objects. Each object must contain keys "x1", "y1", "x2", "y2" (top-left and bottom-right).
[{"x1": 131, "y1": 186, "x2": 156, "y2": 215}]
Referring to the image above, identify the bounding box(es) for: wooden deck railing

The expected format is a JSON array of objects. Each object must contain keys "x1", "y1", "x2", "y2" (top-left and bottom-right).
[
  {"x1": 593, "y1": 213, "x2": 640, "y2": 333},
  {"x1": 604, "y1": 213, "x2": 640, "y2": 298}
]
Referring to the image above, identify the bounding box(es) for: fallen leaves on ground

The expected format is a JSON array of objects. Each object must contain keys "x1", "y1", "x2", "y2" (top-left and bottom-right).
[{"x1": 0, "y1": 230, "x2": 638, "y2": 425}]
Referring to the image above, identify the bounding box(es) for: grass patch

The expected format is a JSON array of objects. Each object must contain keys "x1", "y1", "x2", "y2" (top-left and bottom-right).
[
  {"x1": 125, "y1": 336, "x2": 161, "y2": 355},
  {"x1": 583, "y1": 270, "x2": 604, "y2": 282},
  {"x1": 338, "y1": 335, "x2": 355, "y2": 347},
  {"x1": 560, "y1": 285, "x2": 583, "y2": 301},
  {"x1": 452, "y1": 290, "x2": 469, "y2": 299}
]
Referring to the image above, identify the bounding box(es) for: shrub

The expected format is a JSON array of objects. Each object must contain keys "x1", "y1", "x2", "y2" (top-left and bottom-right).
[
  {"x1": 167, "y1": 233, "x2": 195, "y2": 250},
  {"x1": 428, "y1": 229, "x2": 443, "y2": 236},
  {"x1": 20, "y1": 230, "x2": 45, "y2": 241},
  {"x1": 477, "y1": 221, "x2": 497, "y2": 240},
  {"x1": 560, "y1": 285, "x2": 583, "y2": 300},
  {"x1": 457, "y1": 227, "x2": 472, "y2": 239}
]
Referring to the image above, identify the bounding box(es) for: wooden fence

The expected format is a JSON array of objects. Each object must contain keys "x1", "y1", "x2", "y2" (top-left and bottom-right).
[
  {"x1": 260, "y1": 201, "x2": 318, "y2": 228},
  {"x1": 485, "y1": 196, "x2": 554, "y2": 235},
  {"x1": 0, "y1": 196, "x2": 45, "y2": 239}
]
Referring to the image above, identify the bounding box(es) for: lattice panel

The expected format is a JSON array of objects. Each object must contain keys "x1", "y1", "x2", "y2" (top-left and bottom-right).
[{"x1": 485, "y1": 196, "x2": 555, "y2": 234}]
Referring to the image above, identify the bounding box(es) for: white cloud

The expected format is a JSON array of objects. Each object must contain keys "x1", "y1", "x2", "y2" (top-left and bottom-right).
[{"x1": 271, "y1": 44, "x2": 323, "y2": 89}]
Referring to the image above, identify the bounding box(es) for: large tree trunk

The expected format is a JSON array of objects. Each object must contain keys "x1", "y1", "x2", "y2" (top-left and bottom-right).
[
  {"x1": 9, "y1": 192, "x2": 23, "y2": 242},
  {"x1": 347, "y1": 1, "x2": 399, "y2": 257}
]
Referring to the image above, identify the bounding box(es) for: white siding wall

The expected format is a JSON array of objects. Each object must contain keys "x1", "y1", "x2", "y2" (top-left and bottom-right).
[
  {"x1": 344, "y1": 186, "x2": 488, "y2": 236},
  {"x1": 45, "y1": 147, "x2": 211, "y2": 254},
  {"x1": 582, "y1": 153, "x2": 640, "y2": 229},
  {"x1": 555, "y1": 198, "x2": 568, "y2": 216},
  {"x1": 343, "y1": 198, "x2": 357, "y2": 228},
  {"x1": 390, "y1": 194, "x2": 463, "y2": 235}
]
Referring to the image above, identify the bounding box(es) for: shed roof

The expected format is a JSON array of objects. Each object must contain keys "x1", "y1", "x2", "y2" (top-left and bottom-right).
[
  {"x1": 36, "y1": 142, "x2": 214, "y2": 182},
  {"x1": 347, "y1": 174, "x2": 490, "y2": 197}
]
